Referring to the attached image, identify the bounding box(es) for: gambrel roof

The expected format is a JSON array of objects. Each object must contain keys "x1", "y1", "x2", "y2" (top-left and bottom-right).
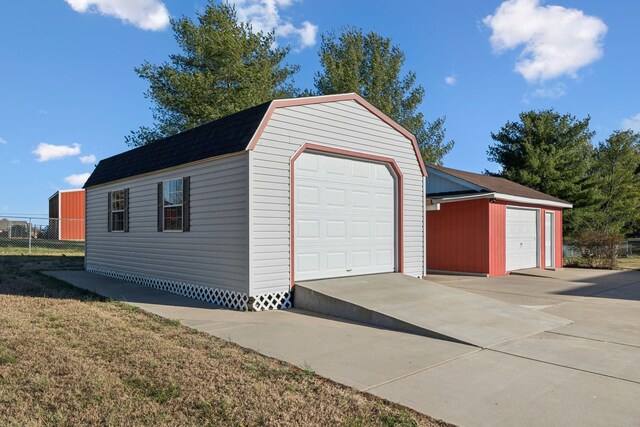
[{"x1": 85, "y1": 93, "x2": 426, "y2": 188}]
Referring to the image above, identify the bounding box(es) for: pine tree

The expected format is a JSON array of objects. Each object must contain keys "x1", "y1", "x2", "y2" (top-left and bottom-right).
[
  {"x1": 126, "y1": 1, "x2": 299, "y2": 146},
  {"x1": 314, "y1": 28, "x2": 454, "y2": 165}
]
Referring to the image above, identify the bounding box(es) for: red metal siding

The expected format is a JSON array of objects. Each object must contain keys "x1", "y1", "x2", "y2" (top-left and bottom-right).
[
  {"x1": 488, "y1": 202, "x2": 506, "y2": 276},
  {"x1": 495, "y1": 200, "x2": 565, "y2": 274},
  {"x1": 426, "y1": 199, "x2": 489, "y2": 274},
  {"x1": 555, "y1": 209, "x2": 563, "y2": 267},
  {"x1": 427, "y1": 197, "x2": 567, "y2": 277},
  {"x1": 59, "y1": 190, "x2": 85, "y2": 241}
]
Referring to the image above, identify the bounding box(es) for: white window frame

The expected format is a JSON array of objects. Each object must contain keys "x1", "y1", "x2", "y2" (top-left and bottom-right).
[
  {"x1": 163, "y1": 178, "x2": 183, "y2": 232},
  {"x1": 110, "y1": 189, "x2": 126, "y2": 232}
]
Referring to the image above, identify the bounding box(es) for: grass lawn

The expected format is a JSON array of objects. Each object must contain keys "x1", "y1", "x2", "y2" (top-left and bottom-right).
[
  {"x1": 618, "y1": 256, "x2": 640, "y2": 270},
  {"x1": 0, "y1": 256, "x2": 449, "y2": 427},
  {"x1": 564, "y1": 255, "x2": 640, "y2": 270},
  {"x1": 0, "y1": 239, "x2": 84, "y2": 256}
]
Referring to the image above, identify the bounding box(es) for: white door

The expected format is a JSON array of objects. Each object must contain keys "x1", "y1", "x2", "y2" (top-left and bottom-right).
[
  {"x1": 294, "y1": 152, "x2": 396, "y2": 281},
  {"x1": 545, "y1": 212, "x2": 554, "y2": 268},
  {"x1": 506, "y1": 207, "x2": 538, "y2": 271}
]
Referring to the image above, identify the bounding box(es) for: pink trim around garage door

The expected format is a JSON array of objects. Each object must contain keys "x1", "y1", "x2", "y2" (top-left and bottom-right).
[
  {"x1": 246, "y1": 93, "x2": 427, "y2": 177},
  {"x1": 289, "y1": 143, "x2": 405, "y2": 288}
]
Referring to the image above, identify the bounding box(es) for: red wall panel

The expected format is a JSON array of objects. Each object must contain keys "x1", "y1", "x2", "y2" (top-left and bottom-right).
[
  {"x1": 427, "y1": 197, "x2": 566, "y2": 276},
  {"x1": 426, "y1": 199, "x2": 489, "y2": 274},
  {"x1": 488, "y1": 202, "x2": 506, "y2": 276},
  {"x1": 555, "y1": 209, "x2": 563, "y2": 267},
  {"x1": 493, "y1": 201, "x2": 564, "y2": 274},
  {"x1": 59, "y1": 190, "x2": 85, "y2": 241}
]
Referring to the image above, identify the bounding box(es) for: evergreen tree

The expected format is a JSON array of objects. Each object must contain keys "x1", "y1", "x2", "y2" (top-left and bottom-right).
[
  {"x1": 314, "y1": 28, "x2": 454, "y2": 165},
  {"x1": 487, "y1": 110, "x2": 596, "y2": 234},
  {"x1": 126, "y1": 1, "x2": 299, "y2": 146},
  {"x1": 589, "y1": 130, "x2": 640, "y2": 234}
]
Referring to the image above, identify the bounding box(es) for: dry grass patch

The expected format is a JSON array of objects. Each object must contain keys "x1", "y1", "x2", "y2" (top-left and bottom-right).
[
  {"x1": 618, "y1": 256, "x2": 640, "y2": 270},
  {"x1": 0, "y1": 256, "x2": 451, "y2": 427}
]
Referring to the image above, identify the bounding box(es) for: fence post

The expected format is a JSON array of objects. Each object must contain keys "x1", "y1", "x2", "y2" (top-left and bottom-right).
[{"x1": 28, "y1": 218, "x2": 32, "y2": 254}]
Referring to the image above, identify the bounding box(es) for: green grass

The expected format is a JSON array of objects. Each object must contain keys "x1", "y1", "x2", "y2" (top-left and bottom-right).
[
  {"x1": 0, "y1": 345, "x2": 18, "y2": 365},
  {"x1": 618, "y1": 256, "x2": 640, "y2": 270},
  {"x1": 0, "y1": 238, "x2": 84, "y2": 256}
]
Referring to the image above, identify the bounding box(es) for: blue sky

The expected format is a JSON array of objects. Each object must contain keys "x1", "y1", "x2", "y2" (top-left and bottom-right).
[{"x1": 1, "y1": 0, "x2": 639, "y2": 215}]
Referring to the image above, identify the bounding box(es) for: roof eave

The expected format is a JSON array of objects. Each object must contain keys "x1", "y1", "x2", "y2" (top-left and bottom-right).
[{"x1": 427, "y1": 192, "x2": 573, "y2": 209}]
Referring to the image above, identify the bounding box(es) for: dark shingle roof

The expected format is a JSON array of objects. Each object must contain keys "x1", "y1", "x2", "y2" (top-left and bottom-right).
[
  {"x1": 427, "y1": 164, "x2": 570, "y2": 205},
  {"x1": 84, "y1": 101, "x2": 272, "y2": 188}
]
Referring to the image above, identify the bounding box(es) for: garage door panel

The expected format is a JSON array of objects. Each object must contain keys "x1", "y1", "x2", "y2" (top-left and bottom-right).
[
  {"x1": 295, "y1": 152, "x2": 396, "y2": 281},
  {"x1": 326, "y1": 252, "x2": 347, "y2": 270},
  {"x1": 297, "y1": 220, "x2": 319, "y2": 239},
  {"x1": 506, "y1": 208, "x2": 538, "y2": 271}
]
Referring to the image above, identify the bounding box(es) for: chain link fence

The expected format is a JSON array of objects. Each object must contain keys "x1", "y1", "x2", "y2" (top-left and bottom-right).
[
  {"x1": 0, "y1": 216, "x2": 84, "y2": 255},
  {"x1": 564, "y1": 240, "x2": 640, "y2": 258}
]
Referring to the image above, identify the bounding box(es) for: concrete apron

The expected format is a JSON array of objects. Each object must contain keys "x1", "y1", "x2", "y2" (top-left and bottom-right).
[
  {"x1": 294, "y1": 273, "x2": 571, "y2": 348},
  {"x1": 43, "y1": 270, "x2": 640, "y2": 427}
]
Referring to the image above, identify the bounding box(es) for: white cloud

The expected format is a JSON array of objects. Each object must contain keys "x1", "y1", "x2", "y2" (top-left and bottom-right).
[
  {"x1": 531, "y1": 83, "x2": 566, "y2": 99},
  {"x1": 444, "y1": 75, "x2": 456, "y2": 86},
  {"x1": 230, "y1": 0, "x2": 318, "y2": 49},
  {"x1": 32, "y1": 143, "x2": 81, "y2": 162},
  {"x1": 65, "y1": 0, "x2": 170, "y2": 31},
  {"x1": 79, "y1": 154, "x2": 97, "y2": 164},
  {"x1": 64, "y1": 173, "x2": 91, "y2": 188},
  {"x1": 11, "y1": 159, "x2": 19, "y2": 165},
  {"x1": 0, "y1": 137, "x2": 6, "y2": 144},
  {"x1": 622, "y1": 114, "x2": 640, "y2": 132},
  {"x1": 484, "y1": 0, "x2": 607, "y2": 82}
]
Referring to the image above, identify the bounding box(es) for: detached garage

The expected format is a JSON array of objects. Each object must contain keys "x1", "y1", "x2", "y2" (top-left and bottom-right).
[
  {"x1": 48, "y1": 189, "x2": 86, "y2": 241},
  {"x1": 426, "y1": 165, "x2": 572, "y2": 277},
  {"x1": 84, "y1": 93, "x2": 426, "y2": 311}
]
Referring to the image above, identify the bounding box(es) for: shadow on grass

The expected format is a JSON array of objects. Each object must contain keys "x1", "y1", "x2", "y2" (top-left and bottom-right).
[{"x1": 0, "y1": 255, "x2": 105, "y2": 301}]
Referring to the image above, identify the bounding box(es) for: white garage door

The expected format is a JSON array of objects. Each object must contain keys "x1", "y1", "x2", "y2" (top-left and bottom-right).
[
  {"x1": 294, "y1": 152, "x2": 396, "y2": 281},
  {"x1": 506, "y1": 207, "x2": 538, "y2": 271}
]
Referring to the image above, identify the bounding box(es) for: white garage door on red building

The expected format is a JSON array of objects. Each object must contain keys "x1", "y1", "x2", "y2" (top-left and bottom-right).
[
  {"x1": 294, "y1": 152, "x2": 396, "y2": 281},
  {"x1": 506, "y1": 207, "x2": 539, "y2": 271}
]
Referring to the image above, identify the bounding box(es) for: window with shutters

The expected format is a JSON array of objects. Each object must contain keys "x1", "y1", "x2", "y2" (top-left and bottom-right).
[
  {"x1": 163, "y1": 178, "x2": 183, "y2": 231},
  {"x1": 110, "y1": 189, "x2": 126, "y2": 232}
]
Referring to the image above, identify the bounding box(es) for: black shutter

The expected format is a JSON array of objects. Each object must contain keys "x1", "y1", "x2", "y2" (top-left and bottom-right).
[
  {"x1": 107, "y1": 191, "x2": 112, "y2": 232},
  {"x1": 157, "y1": 182, "x2": 163, "y2": 232},
  {"x1": 123, "y1": 188, "x2": 130, "y2": 232},
  {"x1": 183, "y1": 176, "x2": 190, "y2": 232}
]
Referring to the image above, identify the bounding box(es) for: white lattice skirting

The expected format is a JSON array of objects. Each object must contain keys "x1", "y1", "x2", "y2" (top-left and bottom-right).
[{"x1": 86, "y1": 267, "x2": 292, "y2": 312}]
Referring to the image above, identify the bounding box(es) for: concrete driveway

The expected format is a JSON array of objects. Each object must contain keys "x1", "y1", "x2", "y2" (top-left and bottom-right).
[{"x1": 47, "y1": 268, "x2": 640, "y2": 427}]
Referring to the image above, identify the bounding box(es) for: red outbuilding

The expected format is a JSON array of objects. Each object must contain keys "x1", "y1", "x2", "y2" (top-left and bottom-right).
[
  {"x1": 426, "y1": 165, "x2": 572, "y2": 277},
  {"x1": 48, "y1": 189, "x2": 85, "y2": 241}
]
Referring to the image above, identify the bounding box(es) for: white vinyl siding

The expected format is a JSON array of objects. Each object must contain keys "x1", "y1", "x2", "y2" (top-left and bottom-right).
[
  {"x1": 249, "y1": 100, "x2": 425, "y2": 294},
  {"x1": 86, "y1": 153, "x2": 249, "y2": 293}
]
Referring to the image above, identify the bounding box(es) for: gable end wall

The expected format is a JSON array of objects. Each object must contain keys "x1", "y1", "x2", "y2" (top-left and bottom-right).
[{"x1": 249, "y1": 100, "x2": 425, "y2": 295}]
